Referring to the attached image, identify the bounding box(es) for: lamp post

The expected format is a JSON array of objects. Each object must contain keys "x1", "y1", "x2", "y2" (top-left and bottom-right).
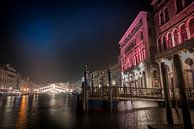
[
  {"x1": 91, "y1": 74, "x2": 94, "y2": 96},
  {"x1": 101, "y1": 71, "x2": 104, "y2": 99},
  {"x1": 83, "y1": 65, "x2": 88, "y2": 113},
  {"x1": 108, "y1": 65, "x2": 112, "y2": 112}
]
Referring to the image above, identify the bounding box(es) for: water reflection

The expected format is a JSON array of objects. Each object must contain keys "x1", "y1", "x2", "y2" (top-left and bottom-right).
[
  {"x1": 0, "y1": 94, "x2": 193, "y2": 129},
  {"x1": 48, "y1": 94, "x2": 76, "y2": 129},
  {"x1": 16, "y1": 95, "x2": 28, "y2": 129}
]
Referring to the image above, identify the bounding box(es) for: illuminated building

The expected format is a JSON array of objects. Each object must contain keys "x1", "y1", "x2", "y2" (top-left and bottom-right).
[
  {"x1": 91, "y1": 70, "x2": 103, "y2": 87},
  {"x1": 90, "y1": 64, "x2": 121, "y2": 87},
  {"x1": 110, "y1": 64, "x2": 122, "y2": 86},
  {"x1": 20, "y1": 77, "x2": 33, "y2": 93},
  {"x1": 0, "y1": 64, "x2": 20, "y2": 89},
  {"x1": 151, "y1": 0, "x2": 194, "y2": 88},
  {"x1": 119, "y1": 11, "x2": 159, "y2": 88}
]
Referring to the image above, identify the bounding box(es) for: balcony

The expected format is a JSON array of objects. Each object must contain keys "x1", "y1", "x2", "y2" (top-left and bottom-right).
[{"x1": 155, "y1": 38, "x2": 194, "y2": 59}]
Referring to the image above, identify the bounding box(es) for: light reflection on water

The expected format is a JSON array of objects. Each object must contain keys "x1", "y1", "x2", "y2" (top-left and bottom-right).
[
  {"x1": 16, "y1": 96, "x2": 28, "y2": 129},
  {"x1": 0, "y1": 94, "x2": 194, "y2": 129}
]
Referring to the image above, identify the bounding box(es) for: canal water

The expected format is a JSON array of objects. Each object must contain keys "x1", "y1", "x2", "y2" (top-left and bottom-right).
[{"x1": 0, "y1": 94, "x2": 194, "y2": 129}]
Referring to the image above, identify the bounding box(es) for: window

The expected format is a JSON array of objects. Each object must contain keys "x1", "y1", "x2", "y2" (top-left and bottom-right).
[
  {"x1": 185, "y1": 58, "x2": 193, "y2": 66},
  {"x1": 158, "y1": 38, "x2": 162, "y2": 53},
  {"x1": 174, "y1": 29, "x2": 179, "y2": 45},
  {"x1": 124, "y1": 40, "x2": 136, "y2": 54},
  {"x1": 159, "y1": 8, "x2": 169, "y2": 25},
  {"x1": 167, "y1": 33, "x2": 173, "y2": 48},
  {"x1": 184, "y1": 0, "x2": 192, "y2": 7},
  {"x1": 159, "y1": 12, "x2": 164, "y2": 25},
  {"x1": 162, "y1": 37, "x2": 167, "y2": 51},
  {"x1": 180, "y1": 24, "x2": 188, "y2": 42},
  {"x1": 153, "y1": 70, "x2": 159, "y2": 78},
  {"x1": 176, "y1": 0, "x2": 192, "y2": 14},
  {"x1": 157, "y1": 0, "x2": 163, "y2": 5},
  {"x1": 164, "y1": 8, "x2": 169, "y2": 22},
  {"x1": 140, "y1": 31, "x2": 143, "y2": 40},
  {"x1": 176, "y1": 0, "x2": 183, "y2": 13},
  {"x1": 189, "y1": 18, "x2": 194, "y2": 38}
]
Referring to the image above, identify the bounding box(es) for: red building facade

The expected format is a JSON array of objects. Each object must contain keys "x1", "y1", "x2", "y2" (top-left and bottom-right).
[
  {"x1": 151, "y1": 0, "x2": 194, "y2": 88},
  {"x1": 119, "y1": 11, "x2": 158, "y2": 88}
]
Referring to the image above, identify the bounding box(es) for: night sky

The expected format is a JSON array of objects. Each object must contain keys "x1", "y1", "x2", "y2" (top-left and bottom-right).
[{"x1": 0, "y1": 0, "x2": 152, "y2": 83}]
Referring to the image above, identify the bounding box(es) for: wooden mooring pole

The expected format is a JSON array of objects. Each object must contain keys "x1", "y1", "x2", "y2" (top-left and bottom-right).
[
  {"x1": 108, "y1": 65, "x2": 112, "y2": 112},
  {"x1": 161, "y1": 62, "x2": 174, "y2": 125},
  {"x1": 84, "y1": 65, "x2": 88, "y2": 113},
  {"x1": 171, "y1": 77, "x2": 178, "y2": 112},
  {"x1": 91, "y1": 74, "x2": 94, "y2": 96},
  {"x1": 174, "y1": 54, "x2": 192, "y2": 129}
]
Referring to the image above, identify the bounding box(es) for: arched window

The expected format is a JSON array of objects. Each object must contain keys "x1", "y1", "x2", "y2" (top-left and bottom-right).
[
  {"x1": 185, "y1": 58, "x2": 193, "y2": 66},
  {"x1": 159, "y1": 12, "x2": 164, "y2": 26},
  {"x1": 180, "y1": 24, "x2": 188, "y2": 42},
  {"x1": 176, "y1": 0, "x2": 183, "y2": 13},
  {"x1": 184, "y1": 0, "x2": 192, "y2": 7},
  {"x1": 140, "y1": 31, "x2": 143, "y2": 40},
  {"x1": 164, "y1": 8, "x2": 169, "y2": 22},
  {"x1": 158, "y1": 38, "x2": 162, "y2": 53},
  {"x1": 153, "y1": 70, "x2": 159, "y2": 78},
  {"x1": 167, "y1": 33, "x2": 173, "y2": 48},
  {"x1": 189, "y1": 18, "x2": 194, "y2": 38},
  {"x1": 162, "y1": 37, "x2": 167, "y2": 51},
  {"x1": 174, "y1": 29, "x2": 179, "y2": 45}
]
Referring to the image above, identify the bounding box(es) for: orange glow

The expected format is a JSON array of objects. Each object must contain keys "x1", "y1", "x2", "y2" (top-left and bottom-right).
[{"x1": 16, "y1": 96, "x2": 27, "y2": 129}]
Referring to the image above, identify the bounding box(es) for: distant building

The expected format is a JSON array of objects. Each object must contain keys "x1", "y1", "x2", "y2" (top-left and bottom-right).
[
  {"x1": 151, "y1": 0, "x2": 194, "y2": 88},
  {"x1": 110, "y1": 64, "x2": 122, "y2": 86},
  {"x1": 91, "y1": 70, "x2": 105, "y2": 87},
  {"x1": 90, "y1": 64, "x2": 121, "y2": 87},
  {"x1": 119, "y1": 11, "x2": 158, "y2": 88},
  {"x1": 20, "y1": 77, "x2": 33, "y2": 93},
  {"x1": 0, "y1": 64, "x2": 20, "y2": 89}
]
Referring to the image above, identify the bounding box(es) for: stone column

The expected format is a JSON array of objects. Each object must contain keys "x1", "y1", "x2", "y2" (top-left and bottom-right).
[
  {"x1": 143, "y1": 71, "x2": 147, "y2": 88},
  {"x1": 171, "y1": 34, "x2": 176, "y2": 47},
  {"x1": 178, "y1": 31, "x2": 182, "y2": 44},
  {"x1": 174, "y1": 54, "x2": 192, "y2": 129},
  {"x1": 186, "y1": 26, "x2": 191, "y2": 39},
  {"x1": 158, "y1": 61, "x2": 164, "y2": 89}
]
